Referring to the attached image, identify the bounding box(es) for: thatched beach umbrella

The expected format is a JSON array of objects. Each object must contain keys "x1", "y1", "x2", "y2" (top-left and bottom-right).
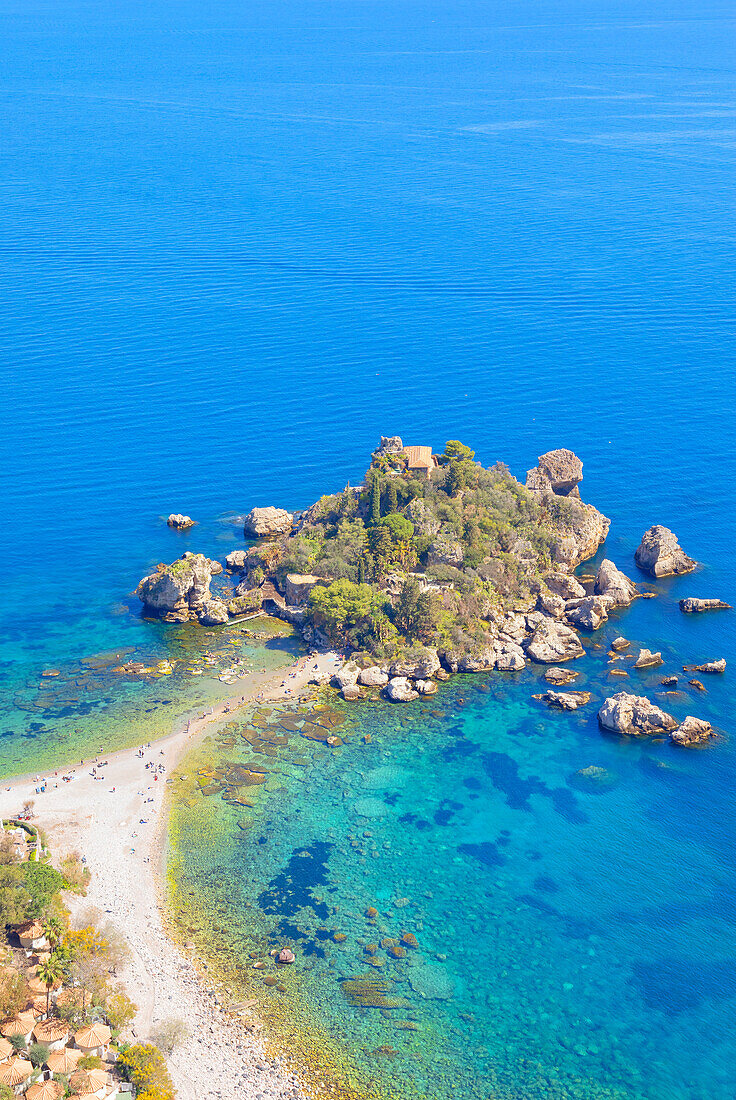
[
  {"x1": 0, "y1": 1056, "x2": 33, "y2": 1087},
  {"x1": 26, "y1": 1080, "x2": 64, "y2": 1100},
  {"x1": 1, "y1": 1009, "x2": 37, "y2": 1038},
  {"x1": 0, "y1": 1036, "x2": 12, "y2": 1062},
  {"x1": 29, "y1": 994, "x2": 48, "y2": 1015},
  {"x1": 73, "y1": 1022, "x2": 110, "y2": 1055},
  {"x1": 46, "y1": 1046, "x2": 82, "y2": 1074},
  {"x1": 69, "y1": 1066, "x2": 108, "y2": 1097},
  {"x1": 33, "y1": 1017, "x2": 69, "y2": 1047}
]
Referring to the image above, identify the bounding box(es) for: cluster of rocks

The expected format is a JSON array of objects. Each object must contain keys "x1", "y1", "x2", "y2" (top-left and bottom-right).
[
  {"x1": 598, "y1": 691, "x2": 716, "y2": 747},
  {"x1": 136, "y1": 553, "x2": 228, "y2": 625}
]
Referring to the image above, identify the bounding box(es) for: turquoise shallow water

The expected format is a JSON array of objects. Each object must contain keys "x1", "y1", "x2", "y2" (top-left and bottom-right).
[
  {"x1": 2, "y1": 0, "x2": 736, "y2": 1095},
  {"x1": 168, "y1": 584, "x2": 736, "y2": 1100}
]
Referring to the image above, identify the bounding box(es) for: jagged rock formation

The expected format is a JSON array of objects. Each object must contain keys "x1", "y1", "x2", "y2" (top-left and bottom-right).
[
  {"x1": 167, "y1": 513, "x2": 196, "y2": 529},
  {"x1": 534, "y1": 690, "x2": 591, "y2": 711},
  {"x1": 670, "y1": 716, "x2": 716, "y2": 747},
  {"x1": 594, "y1": 560, "x2": 638, "y2": 606},
  {"x1": 136, "y1": 553, "x2": 222, "y2": 624},
  {"x1": 244, "y1": 507, "x2": 294, "y2": 538},
  {"x1": 526, "y1": 449, "x2": 583, "y2": 497},
  {"x1": 225, "y1": 550, "x2": 248, "y2": 572},
  {"x1": 525, "y1": 619, "x2": 585, "y2": 663},
  {"x1": 634, "y1": 526, "x2": 696, "y2": 578},
  {"x1": 598, "y1": 692, "x2": 677, "y2": 737},
  {"x1": 633, "y1": 648, "x2": 663, "y2": 669},
  {"x1": 565, "y1": 595, "x2": 612, "y2": 631},
  {"x1": 372, "y1": 436, "x2": 404, "y2": 461},
  {"x1": 679, "y1": 597, "x2": 731, "y2": 613},
  {"x1": 389, "y1": 650, "x2": 440, "y2": 679},
  {"x1": 544, "y1": 667, "x2": 579, "y2": 685},
  {"x1": 544, "y1": 572, "x2": 586, "y2": 600},
  {"x1": 683, "y1": 658, "x2": 726, "y2": 673}
]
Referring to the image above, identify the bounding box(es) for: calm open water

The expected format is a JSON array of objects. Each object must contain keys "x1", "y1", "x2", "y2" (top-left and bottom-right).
[{"x1": 2, "y1": 0, "x2": 736, "y2": 1096}]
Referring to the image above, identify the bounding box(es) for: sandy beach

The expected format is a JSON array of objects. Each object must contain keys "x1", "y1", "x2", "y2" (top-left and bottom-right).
[{"x1": 0, "y1": 649, "x2": 344, "y2": 1100}]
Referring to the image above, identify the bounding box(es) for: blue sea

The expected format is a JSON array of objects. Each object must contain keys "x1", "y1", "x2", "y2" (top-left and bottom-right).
[{"x1": 3, "y1": 0, "x2": 736, "y2": 1096}]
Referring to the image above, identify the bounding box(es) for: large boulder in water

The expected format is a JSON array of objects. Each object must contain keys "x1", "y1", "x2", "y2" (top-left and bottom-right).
[
  {"x1": 244, "y1": 506, "x2": 294, "y2": 538},
  {"x1": 167, "y1": 513, "x2": 196, "y2": 529},
  {"x1": 670, "y1": 716, "x2": 716, "y2": 747},
  {"x1": 679, "y1": 597, "x2": 731, "y2": 613},
  {"x1": 525, "y1": 619, "x2": 584, "y2": 663},
  {"x1": 634, "y1": 526, "x2": 696, "y2": 578},
  {"x1": 594, "y1": 559, "x2": 638, "y2": 607},
  {"x1": 136, "y1": 553, "x2": 220, "y2": 623},
  {"x1": 598, "y1": 692, "x2": 677, "y2": 737},
  {"x1": 385, "y1": 677, "x2": 419, "y2": 702}
]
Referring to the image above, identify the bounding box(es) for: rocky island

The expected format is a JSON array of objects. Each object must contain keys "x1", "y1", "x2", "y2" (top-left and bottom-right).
[
  {"x1": 134, "y1": 437, "x2": 724, "y2": 739},
  {"x1": 135, "y1": 439, "x2": 629, "y2": 679}
]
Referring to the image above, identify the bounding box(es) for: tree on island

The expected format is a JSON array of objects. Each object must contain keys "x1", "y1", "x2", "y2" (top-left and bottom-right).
[{"x1": 394, "y1": 577, "x2": 437, "y2": 643}]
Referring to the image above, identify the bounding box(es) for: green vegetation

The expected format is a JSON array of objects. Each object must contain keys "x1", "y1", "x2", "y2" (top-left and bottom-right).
[
  {"x1": 118, "y1": 1042, "x2": 176, "y2": 1100},
  {"x1": 240, "y1": 440, "x2": 569, "y2": 659}
]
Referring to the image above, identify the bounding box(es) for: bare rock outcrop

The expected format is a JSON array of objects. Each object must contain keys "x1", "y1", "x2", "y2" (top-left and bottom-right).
[
  {"x1": 332, "y1": 663, "x2": 361, "y2": 689},
  {"x1": 633, "y1": 648, "x2": 664, "y2": 669},
  {"x1": 389, "y1": 649, "x2": 440, "y2": 680},
  {"x1": 634, "y1": 526, "x2": 696, "y2": 578},
  {"x1": 670, "y1": 716, "x2": 716, "y2": 747},
  {"x1": 198, "y1": 599, "x2": 230, "y2": 626},
  {"x1": 372, "y1": 435, "x2": 404, "y2": 460},
  {"x1": 225, "y1": 550, "x2": 248, "y2": 572},
  {"x1": 537, "y1": 592, "x2": 566, "y2": 619},
  {"x1": 426, "y1": 537, "x2": 464, "y2": 569},
  {"x1": 544, "y1": 666, "x2": 579, "y2": 685},
  {"x1": 526, "y1": 449, "x2": 583, "y2": 497},
  {"x1": 525, "y1": 619, "x2": 585, "y2": 663},
  {"x1": 385, "y1": 677, "x2": 419, "y2": 702},
  {"x1": 284, "y1": 574, "x2": 326, "y2": 605},
  {"x1": 598, "y1": 692, "x2": 677, "y2": 737},
  {"x1": 565, "y1": 595, "x2": 612, "y2": 631},
  {"x1": 544, "y1": 572, "x2": 586, "y2": 600},
  {"x1": 679, "y1": 597, "x2": 731, "y2": 614},
  {"x1": 167, "y1": 513, "x2": 196, "y2": 529},
  {"x1": 595, "y1": 560, "x2": 638, "y2": 607},
  {"x1": 358, "y1": 666, "x2": 390, "y2": 688},
  {"x1": 549, "y1": 500, "x2": 610, "y2": 569},
  {"x1": 683, "y1": 658, "x2": 726, "y2": 674},
  {"x1": 136, "y1": 553, "x2": 221, "y2": 624},
  {"x1": 244, "y1": 507, "x2": 294, "y2": 538},
  {"x1": 415, "y1": 679, "x2": 438, "y2": 695},
  {"x1": 534, "y1": 690, "x2": 591, "y2": 711}
]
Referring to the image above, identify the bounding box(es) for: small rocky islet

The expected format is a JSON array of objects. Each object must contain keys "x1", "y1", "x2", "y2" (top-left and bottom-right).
[{"x1": 136, "y1": 437, "x2": 727, "y2": 747}]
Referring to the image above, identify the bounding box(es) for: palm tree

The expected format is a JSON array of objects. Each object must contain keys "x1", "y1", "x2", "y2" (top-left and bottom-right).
[
  {"x1": 41, "y1": 917, "x2": 62, "y2": 951},
  {"x1": 37, "y1": 955, "x2": 63, "y2": 1015}
]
